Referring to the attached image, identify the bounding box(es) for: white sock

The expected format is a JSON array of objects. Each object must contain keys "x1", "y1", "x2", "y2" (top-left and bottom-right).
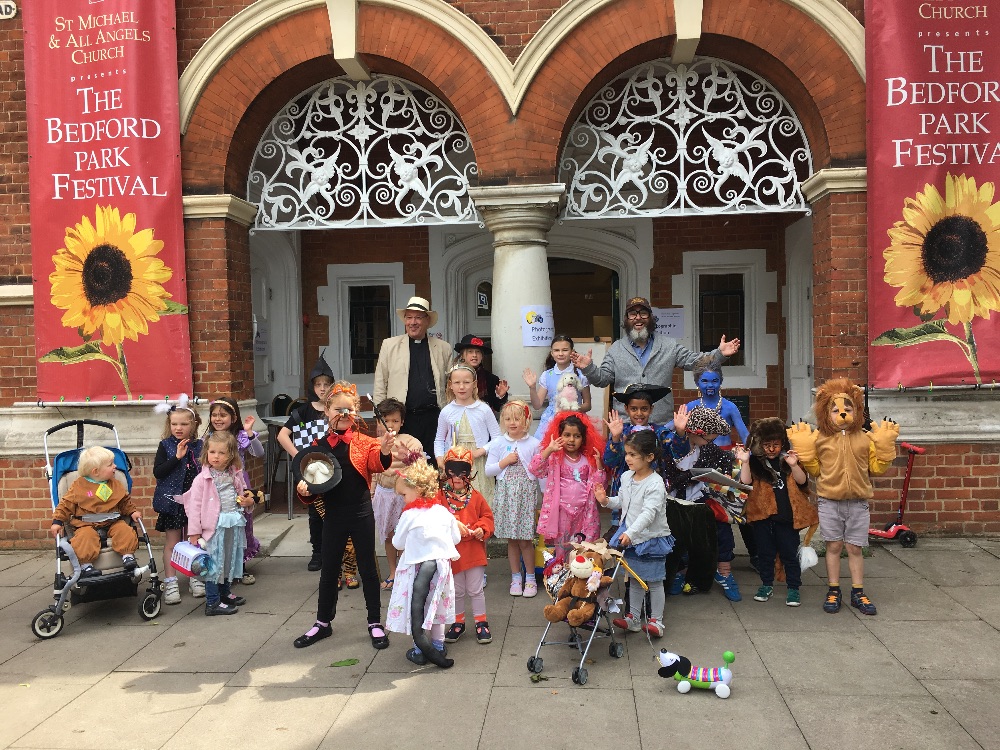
[{"x1": 511, "y1": 572, "x2": 523, "y2": 584}]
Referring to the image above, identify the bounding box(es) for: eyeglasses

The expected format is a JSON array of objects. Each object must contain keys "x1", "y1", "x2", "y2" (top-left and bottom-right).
[{"x1": 626, "y1": 310, "x2": 650, "y2": 319}]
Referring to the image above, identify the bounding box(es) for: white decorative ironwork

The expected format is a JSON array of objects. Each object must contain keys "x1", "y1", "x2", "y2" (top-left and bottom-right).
[
  {"x1": 560, "y1": 57, "x2": 813, "y2": 218},
  {"x1": 248, "y1": 75, "x2": 479, "y2": 228}
]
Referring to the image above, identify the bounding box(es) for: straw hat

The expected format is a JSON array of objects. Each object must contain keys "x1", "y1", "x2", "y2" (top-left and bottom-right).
[{"x1": 396, "y1": 296, "x2": 438, "y2": 329}]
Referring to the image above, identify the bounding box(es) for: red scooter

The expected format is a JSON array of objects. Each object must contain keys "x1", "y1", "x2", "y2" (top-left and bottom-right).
[{"x1": 868, "y1": 441, "x2": 923, "y2": 548}]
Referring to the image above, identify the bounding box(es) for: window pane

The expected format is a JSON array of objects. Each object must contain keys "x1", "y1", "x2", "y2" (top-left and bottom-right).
[
  {"x1": 476, "y1": 281, "x2": 492, "y2": 318},
  {"x1": 699, "y1": 273, "x2": 745, "y2": 367},
  {"x1": 349, "y1": 285, "x2": 391, "y2": 374}
]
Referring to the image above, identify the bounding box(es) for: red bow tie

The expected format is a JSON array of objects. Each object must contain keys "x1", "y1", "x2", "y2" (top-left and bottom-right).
[{"x1": 326, "y1": 430, "x2": 354, "y2": 448}]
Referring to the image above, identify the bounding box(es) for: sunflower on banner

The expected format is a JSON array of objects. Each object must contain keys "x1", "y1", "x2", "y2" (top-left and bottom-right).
[
  {"x1": 41, "y1": 205, "x2": 188, "y2": 398},
  {"x1": 874, "y1": 173, "x2": 1000, "y2": 385}
]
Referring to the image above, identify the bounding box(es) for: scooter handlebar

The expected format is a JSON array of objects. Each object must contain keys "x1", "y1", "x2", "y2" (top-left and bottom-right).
[{"x1": 899, "y1": 442, "x2": 925, "y2": 455}]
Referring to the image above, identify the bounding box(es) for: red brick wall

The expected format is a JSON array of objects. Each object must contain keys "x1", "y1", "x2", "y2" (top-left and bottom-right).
[
  {"x1": 176, "y1": 0, "x2": 256, "y2": 73},
  {"x1": 443, "y1": 0, "x2": 569, "y2": 62},
  {"x1": 810, "y1": 191, "x2": 867, "y2": 385},
  {"x1": 651, "y1": 214, "x2": 789, "y2": 423},
  {"x1": 0, "y1": 12, "x2": 29, "y2": 279},
  {"x1": 0, "y1": 306, "x2": 36, "y2": 407},
  {"x1": 872, "y1": 444, "x2": 1000, "y2": 535},
  {"x1": 299, "y1": 226, "x2": 431, "y2": 370}
]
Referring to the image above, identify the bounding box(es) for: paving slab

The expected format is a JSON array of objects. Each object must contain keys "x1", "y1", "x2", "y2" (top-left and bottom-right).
[
  {"x1": 117, "y1": 612, "x2": 282, "y2": 674},
  {"x1": 0, "y1": 586, "x2": 43, "y2": 610},
  {"x1": 921, "y1": 679, "x2": 1000, "y2": 750},
  {"x1": 0, "y1": 553, "x2": 46, "y2": 572},
  {"x1": 229, "y1": 611, "x2": 376, "y2": 689},
  {"x1": 321, "y1": 672, "x2": 494, "y2": 749},
  {"x1": 0, "y1": 624, "x2": 164, "y2": 686},
  {"x1": 480, "y1": 685, "x2": 641, "y2": 750},
  {"x1": 0, "y1": 681, "x2": 91, "y2": 749},
  {"x1": 0, "y1": 588, "x2": 93, "y2": 664},
  {"x1": 493, "y1": 624, "x2": 634, "y2": 689},
  {"x1": 162, "y1": 685, "x2": 352, "y2": 750},
  {"x1": 634, "y1": 675, "x2": 809, "y2": 749},
  {"x1": 785, "y1": 694, "x2": 982, "y2": 750},
  {"x1": 884, "y1": 547, "x2": 1000, "y2": 586},
  {"x1": 944, "y1": 585, "x2": 1000, "y2": 628},
  {"x1": 864, "y1": 620, "x2": 1000, "y2": 680},
  {"x1": 847, "y1": 579, "x2": 979, "y2": 621},
  {"x1": 750, "y1": 630, "x2": 926, "y2": 696},
  {"x1": 10, "y1": 672, "x2": 228, "y2": 750},
  {"x1": 0, "y1": 555, "x2": 56, "y2": 588}
]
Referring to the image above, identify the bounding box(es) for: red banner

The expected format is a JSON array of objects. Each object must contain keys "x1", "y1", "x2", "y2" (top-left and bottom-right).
[
  {"x1": 24, "y1": 1, "x2": 192, "y2": 401},
  {"x1": 867, "y1": 0, "x2": 1000, "y2": 388}
]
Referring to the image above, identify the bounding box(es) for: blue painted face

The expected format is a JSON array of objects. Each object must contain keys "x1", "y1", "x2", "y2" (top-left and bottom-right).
[{"x1": 697, "y1": 371, "x2": 722, "y2": 398}]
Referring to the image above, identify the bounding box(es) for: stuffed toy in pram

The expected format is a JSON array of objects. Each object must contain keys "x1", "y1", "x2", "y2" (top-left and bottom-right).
[
  {"x1": 657, "y1": 648, "x2": 735, "y2": 698},
  {"x1": 543, "y1": 543, "x2": 613, "y2": 626}
]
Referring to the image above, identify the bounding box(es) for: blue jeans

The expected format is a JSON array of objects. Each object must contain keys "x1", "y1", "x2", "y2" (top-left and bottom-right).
[{"x1": 205, "y1": 579, "x2": 232, "y2": 606}]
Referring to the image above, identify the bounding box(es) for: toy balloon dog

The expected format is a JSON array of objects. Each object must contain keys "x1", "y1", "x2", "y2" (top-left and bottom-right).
[{"x1": 657, "y1": 649, "x2": 735, "y2": 698}]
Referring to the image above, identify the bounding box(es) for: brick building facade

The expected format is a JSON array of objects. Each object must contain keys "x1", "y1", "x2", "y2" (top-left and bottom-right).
[{"x1": 1, "y1": 0, "x2": 998, "y2": 547}]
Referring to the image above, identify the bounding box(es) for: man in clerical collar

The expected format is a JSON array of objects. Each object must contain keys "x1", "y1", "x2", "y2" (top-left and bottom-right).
[{"x1": 373, "y1": 296, "x2": 453, "y2": 458}]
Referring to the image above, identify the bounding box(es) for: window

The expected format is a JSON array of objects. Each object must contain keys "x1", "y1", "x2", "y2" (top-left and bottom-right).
[
  {"x1": 348, "y1": 285, "x2": 391, "y2": 374},
  {"x1": 476, "y1": 281, "x2": 492, "y2": 318},
  {"x1": 698, "y1": 273, "x2": 745, "y2": 367}
]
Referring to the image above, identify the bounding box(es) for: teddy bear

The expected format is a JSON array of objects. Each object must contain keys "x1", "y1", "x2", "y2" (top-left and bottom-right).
[
  {"x1": 543, "y1": 547, "x2": 613, "y2": 626},
  {"x1": 554, "y1": 371, "x2": 583, "y2": 412}
]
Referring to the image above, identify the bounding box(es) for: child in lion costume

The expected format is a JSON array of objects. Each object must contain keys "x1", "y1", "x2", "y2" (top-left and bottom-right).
[{"x1": 786, "y1": 378, "x2": 898, "y2": 617}]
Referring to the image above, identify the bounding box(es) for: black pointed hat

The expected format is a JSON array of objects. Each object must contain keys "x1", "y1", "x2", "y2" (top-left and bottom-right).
[{"x1": 308, "y1": 350, "x2": 335, "y2": 383}]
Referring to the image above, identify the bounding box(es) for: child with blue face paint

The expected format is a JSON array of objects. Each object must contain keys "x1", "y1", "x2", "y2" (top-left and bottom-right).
[{"x1": 667, "y1": 357, "x2": 748, "y2": 449}]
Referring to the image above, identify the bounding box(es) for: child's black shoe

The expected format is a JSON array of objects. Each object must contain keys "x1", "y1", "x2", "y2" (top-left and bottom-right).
[{"x1": 823, "y1": 587, "x2": 842, "y2": 613}]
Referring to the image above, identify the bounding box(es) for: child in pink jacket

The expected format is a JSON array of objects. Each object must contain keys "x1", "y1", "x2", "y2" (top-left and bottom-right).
[{"x1": 180, "y1": 431, "x2": 256, "y2": 615}]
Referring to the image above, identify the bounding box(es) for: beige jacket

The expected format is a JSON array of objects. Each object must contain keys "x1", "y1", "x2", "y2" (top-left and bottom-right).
[{"x1": 373, "y1": 334, "x2": 452, "y2": 407}]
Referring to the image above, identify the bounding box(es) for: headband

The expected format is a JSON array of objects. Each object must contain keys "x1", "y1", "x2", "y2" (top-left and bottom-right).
[
  {"x1": 448, "y1": 364, "x2": 477, "y2": 378},
  {"x1": 327, "y1": 382, "x2": 358, "y2": 398},
  {"x1": 209, "y1": 399, "x2": 237, "y2": 414},
  {"x1": 505, "y1": 400, "x2": 532, "y2": 423},
  {"x1": 153, "y1": 393, "x2": 197, "y2": 418}
]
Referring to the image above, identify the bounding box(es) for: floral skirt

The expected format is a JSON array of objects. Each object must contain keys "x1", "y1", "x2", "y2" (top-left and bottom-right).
[
  {"x1": 492, "y1": 462, "x2": 540, "y2": 540},
  {"x1": 386, "y1": 558, "x2": 456, "y2": 634}
]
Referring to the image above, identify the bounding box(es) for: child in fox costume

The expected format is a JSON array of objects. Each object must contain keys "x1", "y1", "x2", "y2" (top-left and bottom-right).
[{"x1": 786, "y1": 378, "x2": 898, "y2": 616}]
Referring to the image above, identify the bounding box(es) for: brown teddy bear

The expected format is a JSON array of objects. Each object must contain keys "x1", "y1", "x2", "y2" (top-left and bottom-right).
[{"x1": 543, "y1": 546, "x2": 613, "y2": 626}]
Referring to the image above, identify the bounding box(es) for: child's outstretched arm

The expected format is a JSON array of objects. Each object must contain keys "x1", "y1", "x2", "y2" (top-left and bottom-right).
[{"x1": 734, "y1": 444, "x2": 752, "y2": 485}]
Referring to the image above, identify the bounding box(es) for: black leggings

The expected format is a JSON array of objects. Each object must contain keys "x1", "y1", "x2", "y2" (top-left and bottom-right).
[{"x1": 316, "y1": 499, "x2": 381, "y2": 624}]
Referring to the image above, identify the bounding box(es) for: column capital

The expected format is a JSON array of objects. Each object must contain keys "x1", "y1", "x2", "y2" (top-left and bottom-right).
[
  {"x1": 469, "y1": 184, "x2": 565, "y2": 242},
  {"x1": 801, "y1": 167, "x2": 866, "y2": 203}
]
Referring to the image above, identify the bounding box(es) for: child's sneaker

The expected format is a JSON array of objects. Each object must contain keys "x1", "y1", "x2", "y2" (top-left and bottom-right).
[
  {"x1": 668, "y1": 571, "x2": 686, "y2": 596},
  {"x1": 714, "y1": 571, "x2": 742, "y2": 602},
  {"x1": 121, "y1": 554, "x2": 137, "y2": 571},
  {"x1": 444, "y1": 622, "x2": 465, "y2": 643},
  {"x1": 823, "y1": 587, "x2": 842, "y2": 613},
  {"x1": 785, "y1": 588, "x2": 801, "y2": 607},
  {"x1": 642, "y1": 618, "x2": 664, "y2": 637},
  {"x1": 754, "y1": 585, "x2": 773, "y2": 602},
  {"x1": 189, "y1": 578, "x2": 206, "y2": 598},
  {"x1": 850, "y1": 589, "x2": 877, "y2": 615},
  {"x1": 475, "y1": 621, "x2": 492, "y2": 644},
  {"x1": 509, "y1": 579, "x2": 523, "y2": 596},
  {"x1": 163, "y1": 579, "x2": 181, "y2": 605},
  {"x1": 612, "y1": 613, "x2": 642, "y2": 632},
  {"x1": 522, "y1": 580, "x2": 538, "y2": 598}
]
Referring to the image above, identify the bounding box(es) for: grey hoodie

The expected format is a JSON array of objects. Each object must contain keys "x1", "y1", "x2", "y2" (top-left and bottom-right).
[{"x1": 581, "y1": 335, "x2": 724, "y2": 425}]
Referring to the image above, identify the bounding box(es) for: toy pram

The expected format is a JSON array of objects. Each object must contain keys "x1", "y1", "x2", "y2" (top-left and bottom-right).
[
  {"x1": 526, "y1": 542, "x2": 647, "y2": 685},
  {"x1": 30, "y1": 420, "x2": 162, "y2": 640}
]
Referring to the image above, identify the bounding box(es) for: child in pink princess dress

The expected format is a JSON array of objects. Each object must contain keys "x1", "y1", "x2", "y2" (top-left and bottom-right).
[
  {"x1": 529, "y1": 411, "x2": 606, "y2": 566},
  {"x1": 386, "y1": 459, "x2": 461, "y2": 669}
]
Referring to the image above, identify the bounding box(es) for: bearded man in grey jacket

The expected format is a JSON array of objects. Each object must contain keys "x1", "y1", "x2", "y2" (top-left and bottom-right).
[{"x1": 571, "y1": 296, "x2": 741, "y2": 425}]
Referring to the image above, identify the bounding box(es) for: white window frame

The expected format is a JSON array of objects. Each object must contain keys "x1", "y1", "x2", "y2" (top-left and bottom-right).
[
  {"x1": 316, "y1": 263, "x2": 414, "y2": 393},
  {"x1": 672, "y1": 248, "x2": 777, "y2": 389}
]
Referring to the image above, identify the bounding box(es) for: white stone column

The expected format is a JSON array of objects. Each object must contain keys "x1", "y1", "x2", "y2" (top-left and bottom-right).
[{"x1": 468, "y1": 184, "x2": 564, "y2": 399}]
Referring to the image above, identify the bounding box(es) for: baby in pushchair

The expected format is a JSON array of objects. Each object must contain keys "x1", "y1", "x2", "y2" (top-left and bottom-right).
[{"x1": 51, "y1": 446, "x2": 142, "y2": 576}]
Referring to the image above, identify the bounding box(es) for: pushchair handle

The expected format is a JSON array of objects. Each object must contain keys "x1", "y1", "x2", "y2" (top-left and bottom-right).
[{"x1": 45, "y1": 419, "x2": 117, "y2": 436}]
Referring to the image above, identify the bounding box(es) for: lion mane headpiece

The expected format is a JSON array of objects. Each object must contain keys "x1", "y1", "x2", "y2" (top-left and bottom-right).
[{"x1": 814, "y1": 378, "x2": 864, "y2": 436}]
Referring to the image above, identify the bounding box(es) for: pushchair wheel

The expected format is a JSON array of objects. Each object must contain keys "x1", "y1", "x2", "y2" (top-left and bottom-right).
[
  {"x1": 609, "y1": 641, "x2": 625, "y2": 659},
  {"x1": 571, "y1": 667, "x2": 588, "y2": 685},
  {"x1": 139, "y1": 591, "x2": 162, "y2": 621},
  {"x1": 31, "y1": 608, "x2": 64, "y2": 640},
  {"x1": 527, "y1": 656, "x2": 543, "y2": 673},
  {"x1": 899, "y1": 530, "x2": 917, "y2": 548}
]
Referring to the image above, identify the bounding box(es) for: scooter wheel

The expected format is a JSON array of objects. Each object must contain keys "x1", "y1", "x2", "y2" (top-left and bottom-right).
[{"x1": 899, "y1": 530, "x2": 917, "y2": 548}]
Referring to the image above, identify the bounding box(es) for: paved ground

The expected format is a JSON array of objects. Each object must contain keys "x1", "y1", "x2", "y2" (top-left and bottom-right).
[{"x1": 2, "y1": 516, "x2": 999, "y2": 750}]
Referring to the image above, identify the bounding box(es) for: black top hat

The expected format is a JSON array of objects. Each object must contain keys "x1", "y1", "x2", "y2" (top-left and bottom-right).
[
  {"x1": 612, "y1": 383, "x2": 671, "y2": 405},
  {"x1": 454, "y1": 334, "x2": 492, "y2": 355},
  {"x1": 291, "y1": 446, "x2": 343, "y2": 495}
]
